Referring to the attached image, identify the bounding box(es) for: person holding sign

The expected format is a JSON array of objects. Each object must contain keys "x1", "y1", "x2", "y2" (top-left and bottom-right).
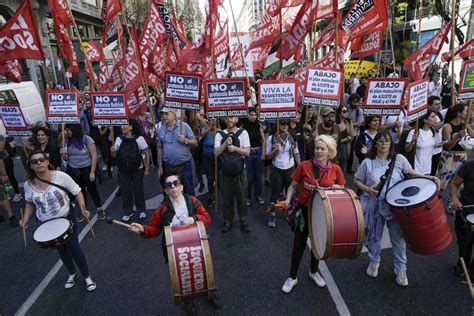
[
  {"x1": 214, "y1": 117, "x2": 251, "y2": 233},
  {"x1": 265, "y1": 120, "x2": 300, "y2": 228},
  {"x1": 281, "y1": 135, "x2": 345, "y2": 293},
  {"x1": 355, "y1": 116, "x2": 381, "y2": 163},
  {"x1": 157, "y1": 108, "x2": 197, "y2": 196},
  {"x1": 354, "y1": 130, "x2": 439, "y2": 287}
]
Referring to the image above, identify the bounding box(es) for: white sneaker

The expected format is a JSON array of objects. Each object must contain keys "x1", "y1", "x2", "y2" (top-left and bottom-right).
[
  {"x1": 309, "y1": 271, "x2": 326, "y2": 287},
  {"x1": 64, "y1": 273, "x2": 78, "y2": 289},
  {"x1": 281, "y1": 277, "x2": 298, "y2": 293},
  {"x1": 12, "y1": 194, "x2": 22, "y2": 203},
  {"x1": 367, "y1": 261, "x2": 380, "y2": 278},
  {"x1": 85, "y1": 276, "x2": 97, "y2": 292},
  {"x1": 139, "y1": 212, "x2": 147, "y2": 219},
  {"x1": 395, "y1": 270, "x2": 408, "y2": 287},
  {"x1": 122, "y1": 212, "x2": 134, "y2": 222}
]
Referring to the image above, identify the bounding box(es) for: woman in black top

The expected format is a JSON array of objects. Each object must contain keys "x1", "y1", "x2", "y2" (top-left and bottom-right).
[{"x1": 34, "y1": 127, "x2": 61, "y2": 169}]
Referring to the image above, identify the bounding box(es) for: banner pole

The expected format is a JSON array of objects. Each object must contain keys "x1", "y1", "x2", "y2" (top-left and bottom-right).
[{"x1": 450, "y1": 0, "x2": 457, "y2": 107}]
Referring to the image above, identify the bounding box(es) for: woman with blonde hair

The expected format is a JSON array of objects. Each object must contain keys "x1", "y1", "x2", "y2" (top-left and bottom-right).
[{"x1": 281, "y1": 135, "x2": 346, "y2": 293}]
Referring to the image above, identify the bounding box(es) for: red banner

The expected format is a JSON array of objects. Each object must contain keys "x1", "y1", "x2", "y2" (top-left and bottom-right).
[
  {"x1": 350, "y1": 28, "x2": 384, "y2": 58},
  {"x1": 54, "y1": 21, "x2": 79, "y2": 74},
  {"x1": 442, "y1": 38, "x2": 474, "y2": 62},
  {"x1": 213, "y1": 21, "x2": 229, "y2": 58},
  {"x1": 340, "y1": 0, "x2": 388, "y2": 40},
  {"x1": 101, "y1": 0, "x2": 122, "y2": 22},
  {"x1": 124, "y1": 27, "x2": 147, "y2": 117},
  {"x1": 0, "y1": 0, "x2": 45, "y2": 63},
  {"x1": 139, "y1": 1, "x2": 167, "y2": 74},
  {"x1": 0, "y1": 60, "x2": 22, "y2": 83},
  {"x1": 313, "y1": 48, "x2": 345, "y2": 69},
  {"x1": 84, "y1": 40, "x2": 103, "y2": 63},
  {"x1": 403, "y1": 21, "x2": 452, "y2": 81},
  {"x1": 47, "y1": 0, "x2": 74, "y2": 26}
]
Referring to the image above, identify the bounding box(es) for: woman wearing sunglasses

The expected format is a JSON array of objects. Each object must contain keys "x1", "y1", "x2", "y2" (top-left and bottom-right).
[
  {"x1": 354, "y1": 130, "x2": 439, "y2": 287},
  {"x1": 128, "y1": 173, "x2": 220, "y2": 310},
  {"x1": 19, "y1": 150, "x2": 97, "y2": 291}
]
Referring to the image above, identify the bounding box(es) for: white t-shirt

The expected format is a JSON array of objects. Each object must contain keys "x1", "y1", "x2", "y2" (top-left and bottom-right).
[
  {"x1": 266, "y1": 134, "x2": 299, "y2": 170},
  {"x1": 382, "y1": 110, "x2": 407, "y2": 144},
  {"x1": 433, "y1": 111, "x2": 447, "y2": 154},
  {"x1": 24, "y1": 171, "x2": 81, "y2": 223},
  {"x1": 350, "y1": 78, "x2": 360, "y2": 94},
  {"x1": 406, "y1": 128, "x2": 438, "y2": 175},
  {"x1": 115, "y1": 135, "x2": 149, "y2": 169},
  {"x1": 170, "y1": 196, "x2": 190, "y2": 227},
  {"x1": 428, "y1": 81, "x2": 441, "y2": 97},
  {"x1": 214, "y1": 128, "x2": 251, "y2": 152}
]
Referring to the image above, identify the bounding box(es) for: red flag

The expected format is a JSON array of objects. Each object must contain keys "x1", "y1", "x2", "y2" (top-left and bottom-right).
[
  {"x1": 54, "y1": 21, "x2": 79, "y2": 74},
  {"x1": 340, "y1": 0, "x2": 388, "y2": 40},
  {"x1": 101, "y1": 0, "x2": 122, "y2": 22},
  {"x1": 252, "y1": 45, "x2": 272, "y2": 71},
  {"x1": 313, "y1": 19, "x2": 336, "y2": 52},
  {"x1": 124, "y1": 27, "x2": 147, "y2": 117},
  {"x1": 102, "y1": 14, "x2": 123, "y2": 46},
  {"x1": 84, "y1": 40, "x2": 104, "y2": 63},
  {"x1": 277, "y1": 0, "x2": 319, "y2": 60},
  {"x1": 0, "y1": 0, "x2": 45, "y2": 63},
  {"x1": 403, "y1": 21, "x2": 452, "y2": 81},
  {"x1": 315, "y1": 0, "x2": 335, "y2": 20},
  {"x1": 47, "y1": 0, "x2": 74, "y2": 26},
  {"x1": 442, "y1": 38, "x2": 474, "y2": 62},
  {"x1": 0, "y1": 60, "x2": 22, "y2": 83},
  {"x1": 313, "y1": 47, "x2": 345, "y2": 69},
  {"x1": 230, "y1": 44, "x2": 245, "y2": 71},
  {"x1": 139, "y1": 1, "x2": 167, "y2": 74},
  {"x1": 289, "y1": 65, "x2": 308, "y2": 102},
  {"x1": 108, "y1": 38, "x2": 126, "y2": 88},
  {"x1": 350, "y1": 25, "x2": 385, "y2": 58},
  {"x1": 213, "y1": 21, "x2": 229, "y2": 58}
]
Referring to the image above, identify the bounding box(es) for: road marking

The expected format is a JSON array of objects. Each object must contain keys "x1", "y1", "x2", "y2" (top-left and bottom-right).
[
  {"x1": 15, "y1": 186, "x2": 119, "y2": 316},
  {"x1": 307, "y1": 239, "x2": 351, "y2": 316}
]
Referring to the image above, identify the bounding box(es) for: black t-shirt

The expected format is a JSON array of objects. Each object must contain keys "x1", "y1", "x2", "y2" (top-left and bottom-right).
[
  {"x1": 242, "y1": 121, "x2": 262, "y2": 147},
  {"x1": 458, "y1": 160, "x2": 474, "y2": 208}
]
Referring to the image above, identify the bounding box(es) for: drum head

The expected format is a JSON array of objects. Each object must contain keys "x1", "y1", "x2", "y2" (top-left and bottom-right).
[
  {"x1": 311, "y1": 192, "x2": 328, "y2": 259},
  {"x1": 33, "y1": 218, "x2": 71, "y2": 242},
  {"x1": 466, "y1": 214, "x2": 474, "y2": 224},
  {"x1": 386, "y1": 177, "x2": 437, "y2": 208}
]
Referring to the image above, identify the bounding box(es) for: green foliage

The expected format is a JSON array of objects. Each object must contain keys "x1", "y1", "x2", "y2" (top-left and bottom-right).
[
  {"x1": 394, "y1": 40, "x2": 416, "y2": 64},
  {"x1": 394, "y1": 2, "x2": 408, "y2": 24}
]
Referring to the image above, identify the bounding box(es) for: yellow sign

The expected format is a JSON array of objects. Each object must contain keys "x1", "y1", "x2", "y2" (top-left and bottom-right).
[{"x1": 344, "y1": 60, "x2": 378, "y2": 79}]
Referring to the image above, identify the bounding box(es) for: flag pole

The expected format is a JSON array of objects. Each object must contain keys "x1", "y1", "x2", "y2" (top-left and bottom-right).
[
  {"x1": 46, "y1": 35, "x2": 58, "y2": 86},
  {"x1": 450, "y1": 0, "x2": 457, "y2": 108}
]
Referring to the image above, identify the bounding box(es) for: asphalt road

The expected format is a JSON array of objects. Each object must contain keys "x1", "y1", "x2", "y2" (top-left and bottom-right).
[{"x1": 1, "y1": 158, "x2": 472, "y2": 315}]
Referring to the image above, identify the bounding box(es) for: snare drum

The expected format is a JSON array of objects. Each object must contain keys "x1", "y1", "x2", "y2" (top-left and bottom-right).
[
  {"x1": 309, "y1": 189, "x2": 365, "y2": 260},
  {"x1": 386, "y1": 177, "x2": 453, "y2": 255},
  {"x1": 33, "y1": 218, "x2": 73, "y2": 249},
  {"x1": 164, "y1": 221, "x2": 216, "y2": 304},
  {"x1": 464, "y1": 214, "x2": 474, "y2": 232}
]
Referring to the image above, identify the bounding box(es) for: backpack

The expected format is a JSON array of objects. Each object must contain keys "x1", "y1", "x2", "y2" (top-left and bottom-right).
[
  {"x1": 116, "y1": 135, "x2": 142, "y2": 173},
  {"x1": 218, "y1": 128, "x2": 245, "y2": 176}
]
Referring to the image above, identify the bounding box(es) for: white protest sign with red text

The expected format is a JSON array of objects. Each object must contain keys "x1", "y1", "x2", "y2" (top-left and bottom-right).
[
  {"x1": 303, "y1": 67, "x2": 343, "y2": 107},
  {"x1": 258, "y1": 80, "x2": 297, "y2": 119},
  {"x1": 0, "y1": 91, "x2": 31, "y2": 136},
  {"x1": 407, "y1": 79, "x2": 429, "y2": 123},
  {"x1": 204, "y1": 78, "x2": 248, "y2": 118},
  {"x1": 90, "y1": 91, "x2": 128, "y2": 126},
  {"x1": 364, "y1": 78, "x2": 408, "y2": 115},
  {"x1": 46, "y1": 90, "x2": 80, "y2": 124}
]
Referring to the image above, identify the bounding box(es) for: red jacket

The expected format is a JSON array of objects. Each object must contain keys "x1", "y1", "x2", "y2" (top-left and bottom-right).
[{"x1": 142, "y1": 194, "x2": 211, "y2": 238}]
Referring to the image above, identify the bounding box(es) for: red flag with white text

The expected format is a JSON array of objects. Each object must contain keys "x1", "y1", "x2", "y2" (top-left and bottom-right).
[
  {"x1": 0, "y1": 0, "x2": 45, "y2": 63},
  {"x1": 340, "y1": 0, "x2": 388, "y2": 41},
  {"x1": 442, "y1": 38, "x2": 474, "y2": 62},
  {"x1": 54, "y1": 21, "x2": 79, "y2": 74},
  {"x1": 0, "y1": 60, "x2": 23, "y2": 83},
  {"x1": 124, "y1": 27, "x2": 147, "y2": 117},
  {"x1": 47, "y1": 0, "x2": 74, "y2": 26},
  {"x1": 350, "y1": 27, "x2": 385, "y2": 59}
]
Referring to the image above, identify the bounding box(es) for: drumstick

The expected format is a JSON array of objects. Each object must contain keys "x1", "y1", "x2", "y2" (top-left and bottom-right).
[
  {"x1": 106, "y1": 216, "x2": 133, "y2": 229},
  {"x1": 460, "y1": 258, "x2": 474, "y2": 298},
  {"x1": 85, "y1": 217, "x2": 96, "y2": 239},
  {"x1": 20, "y1": 208, "x2": 27, "y2": 247}
]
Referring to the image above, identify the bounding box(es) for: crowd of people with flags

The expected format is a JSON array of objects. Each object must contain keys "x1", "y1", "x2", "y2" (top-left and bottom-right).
[{"x1": 1, "y1": 0, "x2": 474, "y2": 312}]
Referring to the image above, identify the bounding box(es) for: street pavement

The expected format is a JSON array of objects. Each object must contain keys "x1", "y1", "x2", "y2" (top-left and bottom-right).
[{"x1": 0, "y1": 158, "x2": 473, "y2": 315}]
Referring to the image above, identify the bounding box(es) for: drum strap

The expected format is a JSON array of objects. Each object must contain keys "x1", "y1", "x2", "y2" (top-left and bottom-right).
[
  {"x1": 311, "y1": 161, "x2": 321, "y2": 182},
  {"x1": 376, "y1": 157, "x2": 396, "y2": 198},
  {"x1": 35, "y1": 176, "x2": 76, "y2": 222}
]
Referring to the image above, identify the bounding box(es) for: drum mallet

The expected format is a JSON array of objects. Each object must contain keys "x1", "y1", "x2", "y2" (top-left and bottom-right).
[
  {"x1": 20, "y1": 208, "x2": 27, "y2": 247},
  {"x1": 460, "y1": 258, "x2": 474, "y2": 299},
  {"x1": 106, "y1": 217, "x2": 133, "y2": 229},
  {"x1": 84, "y1": 217, "x2": 96, "y2": 239}
]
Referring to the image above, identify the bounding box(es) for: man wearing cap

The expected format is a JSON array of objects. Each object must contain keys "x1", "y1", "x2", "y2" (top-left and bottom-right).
[
  {"x1": 318, "y1": 107, "x2": 340, "y2": 142},
  {"x1": 157, "y1": 108, "x2": 198, "y2": 195}
]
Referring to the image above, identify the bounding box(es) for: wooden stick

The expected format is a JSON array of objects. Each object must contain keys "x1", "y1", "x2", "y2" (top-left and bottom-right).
[
  {"x1": 450, "y1": 0, "x2": 457, "y2": 108},
  {"x1": 460, "y1": 257, "x2": 474, "y2": 298},
  {"x1": 106, "y1": 217, "x2": 133, "y2": 229},
  {"x1": 20, "y1": 208, "x2": 26, "y2": 247},
  {"x1": 463, "y1": 100, "x2": 472, "y2": 130},
  {"x1": 85, "y1": 217, "x2": 96, "y2": 239},
  {"x1": 214, "y1": 153, "x2": 218, "y2": 213}
]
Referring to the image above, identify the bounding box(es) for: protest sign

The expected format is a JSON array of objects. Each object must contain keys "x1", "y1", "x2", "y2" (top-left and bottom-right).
[
  {"x1": 303, "y1": 67, "x2": 343, "y2": 107},
  {"x1": 364, "y1": 78, "x2": 408, "y2": 115},
  {"x1": 406, "y1": 79, "x2": 429, "y2": 123},
  {"x1": 0, "y1": 91, "x2": 30, "y2": 136},
  {"x1": 458, "y1": 60, "x2": 474, "y2": 101},
  {"x1": 344, "y1": 60, "x2": 377, "y2": 79},
  {"x1": 90, "y1": 91, "x2": 128, "y2": 126},
  {"x1": 258, "y1": 80, "x2": 297, "y2": 119},
  {"x1": 46, "y1": 90, "x2": 80, "y2": 123},
  {"x1": 204, "y1": 78, "x2": 248, "y2": 118},
  {"x1": 164, "y1": 71, "x2": 202, "y2": 110}
]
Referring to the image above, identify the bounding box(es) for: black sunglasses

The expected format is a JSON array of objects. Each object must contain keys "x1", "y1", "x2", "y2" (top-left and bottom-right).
[
  {"x1": 165, "y1": 180, "x2": 180, "y2": 189},
  {"x1": 30, "y1": 157, "x2": 47, "y2": 165}
]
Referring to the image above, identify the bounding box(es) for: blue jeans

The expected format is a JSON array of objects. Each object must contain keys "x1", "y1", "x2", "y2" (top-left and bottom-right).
[
  {"x1": 202, "y1": 154, "x2": 215, "y2": 198},
  {"x1": 368, "y1": 217, "x2": 407, "y2": 273},
  {"x1": 245, "y1": 147, "x2": 263, "y2": 199},
  {"x1": 57, "y1": 224, "x2": 90, "y2": 277},
  {"x1": 180, "y1": 160, "x2": 195, "y2": 196}
]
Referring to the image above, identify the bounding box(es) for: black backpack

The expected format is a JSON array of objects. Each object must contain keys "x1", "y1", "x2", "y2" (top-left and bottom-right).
[
  {"x1": 116, "y1": 135, "x2": 142, "y2": 173},
  {"x1": 218, "y1": 128, "x2": 245, "y2": 177}
]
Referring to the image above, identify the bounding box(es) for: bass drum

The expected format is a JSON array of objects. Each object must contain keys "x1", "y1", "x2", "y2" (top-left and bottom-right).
[
  {"x1": 164, "y1": 221, "x2": 216, "y2": 304},
  {"x1": 309, "y1": 189, "x2": 365, "y2": 260},
  {"x1": 386, "y1": 177, "x2": 453, "y2": 255}
]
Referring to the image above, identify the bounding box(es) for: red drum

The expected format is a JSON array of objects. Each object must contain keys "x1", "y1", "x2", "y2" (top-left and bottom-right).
[
  {"x1": 386, "y1": 177, "x2": 453, "y2": 255},
  {"x1": 164, "y1": 221, "x2": 216, "y2": 304},
  {"x1": 309, "y1": 189, "x2": 365, "y2": 260}
]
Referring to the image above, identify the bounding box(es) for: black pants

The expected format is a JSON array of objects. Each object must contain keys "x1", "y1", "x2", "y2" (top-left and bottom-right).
[
  {"x1": 4, "y1": 156, "x2": 20, "y2": 194},
  {"x1": 455, "y1": 213, "x2": 474, "y2": 273},
  {"x1": 119, "y1": 168, "x2": 145, "y2": 213},
  {"x1": 289, "y1": 206, "x2": 319, "y2": 279},
  {"x1": 270, "y1": 166, "x2": 294, "y2": 204},
  {"x1": 67, "y1": 165, "x2": 101, "y2": 208},
  {"x1": 346, "y1": 137, "x2": 357, "y2": 172},
  {"x1": 431, "y1": 152, "x2": 442, "y2": 176}
]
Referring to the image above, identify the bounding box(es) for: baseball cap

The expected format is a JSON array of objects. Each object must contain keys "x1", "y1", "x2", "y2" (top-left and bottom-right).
[
  {"x1": 321, "y1": 107, "x2": 336, "y2": 116},
  {"x1": 160, "y1": 107, "x2": 176, "y2": 113}
]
